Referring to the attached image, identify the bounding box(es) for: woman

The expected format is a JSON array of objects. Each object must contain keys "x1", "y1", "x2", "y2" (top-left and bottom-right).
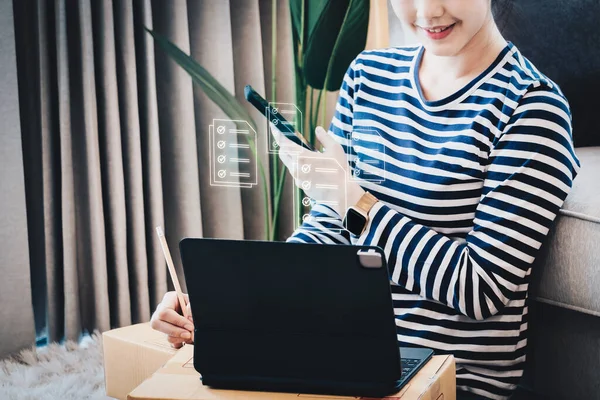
[{"x1": 151, "y1": 1, "x2": 580, "y2": 398}]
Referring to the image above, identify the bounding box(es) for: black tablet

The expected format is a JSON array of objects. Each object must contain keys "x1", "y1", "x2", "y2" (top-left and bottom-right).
[{"x1": 179, "y1": 238, "x2": 433, "y2": 398}]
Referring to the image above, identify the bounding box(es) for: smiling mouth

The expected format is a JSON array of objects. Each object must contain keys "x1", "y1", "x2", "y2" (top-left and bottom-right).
[{"x1": 420, "y1": 23, "x2": 456, "y2": 33}]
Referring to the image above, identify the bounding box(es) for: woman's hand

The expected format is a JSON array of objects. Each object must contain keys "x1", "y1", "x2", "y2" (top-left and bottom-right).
[
  {"x1": 274, "y1": 125, "x2": 365, "y2": 216},
  {"x1": 150, "y1": 291, "x2": 194, "y2": 349}
]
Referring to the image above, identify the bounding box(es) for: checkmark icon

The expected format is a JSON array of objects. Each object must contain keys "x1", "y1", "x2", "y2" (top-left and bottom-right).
[
  {"x1": 301, "y1": 181, "x2": 311, "y2": 191},
  {"x1": 301, "y1": 164, "x2": 311, "y2": 174},
  {"x1": 217, "y1": 141, "x2": 226, "y2": 149},
  {"x1": 218, "y1": 170, "x2": 226, "y2": 179},
  {"x1": 217, "y1": 155, "x2": 226, "y2": 164},
  {"x1": 217, "y1": 125, "x2": 226, "y2": 134}
]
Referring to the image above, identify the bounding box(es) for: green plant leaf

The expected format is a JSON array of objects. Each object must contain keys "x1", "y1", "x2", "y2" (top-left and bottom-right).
[
  {"x1": 145, "y1": 28, "x2": 257, "y2": 132},
  {"x1": 289, "y1": 0, "x2": 303, "y2": 44},
  {"x1": 290, "y1": 0, "x2": 370, "y2": 91},
  {"x1": 146, "y1": 27, "x2": 276, "y2": 240},
  {"x1": 290, "y1": 0, "x2": 330, "y2": 45}
]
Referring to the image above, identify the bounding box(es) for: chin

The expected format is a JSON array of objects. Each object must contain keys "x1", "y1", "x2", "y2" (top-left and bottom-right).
[
  {"x1": 411, "y1": 25, "x2": 466, "y2": 57},
  {"x1": 421, "y1": 41, "x2": 461, "y2": 57}
]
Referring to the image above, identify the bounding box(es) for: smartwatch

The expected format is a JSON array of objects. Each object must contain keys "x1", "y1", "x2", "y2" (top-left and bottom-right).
[{"x1": 343, "y1": 191, "x2": 379, "y2": 236}]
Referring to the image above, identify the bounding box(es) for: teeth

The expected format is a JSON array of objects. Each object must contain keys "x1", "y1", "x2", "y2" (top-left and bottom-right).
[{"x1": 426, "y1": 25, "x2": 452, "y2": 33}]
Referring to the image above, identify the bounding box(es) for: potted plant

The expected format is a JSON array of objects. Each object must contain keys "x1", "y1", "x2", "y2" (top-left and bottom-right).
[{"x1": 147, "y1": 0, "x2": 370, "y2": 241}]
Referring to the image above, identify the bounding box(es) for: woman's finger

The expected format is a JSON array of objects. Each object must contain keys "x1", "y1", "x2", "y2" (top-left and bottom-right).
[
  {"x1": 153, "y1": 319, "x2": 192, "y2": 339},
  {"x1": 167, "y1": 329, "x2": 193, "y2": 346},
  {"x1": 271, "y1": 123, "x2": 295, "y2": 148},
  {"x1": 156, "y1": 306, "x2": 194, "y2": 331},
  {"x1": 167, "y1": 336, "x2": 185, "y2": 349},
  {"x1": 314, "y1": 126, "x2": 338, "y2": 151},
  {"x1": 187, "y1": 330, "x2": 194, "y2": 344},
  {"x1": 271, "y1": 122, "x2": 311, "y2": 156},
  {"x1": 167, "y1": 335, "x2": 186, "y2": 344},
  {"x1": 160, "y1": 291, "x2": 181, "y2": 311}
]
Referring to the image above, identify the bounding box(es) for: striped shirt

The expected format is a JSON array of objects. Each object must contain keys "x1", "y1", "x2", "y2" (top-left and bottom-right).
[{"x1": 287, "y1": 42, "x2": 580, "y2": 399}]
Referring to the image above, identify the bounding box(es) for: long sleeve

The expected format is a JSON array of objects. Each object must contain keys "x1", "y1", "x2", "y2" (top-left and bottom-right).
[
  {"x1": 356, "y1": 88, "x2": 580, "y2": 320},
  {"x1": 284, "y1": 43, "x2": 578, "y2": 397},
  {"x1": 287, "y1": 204, "x2": 351, "y2": 245},
  {"x1": 287, "y1": 57, "x2": 359, "y2": 245}
]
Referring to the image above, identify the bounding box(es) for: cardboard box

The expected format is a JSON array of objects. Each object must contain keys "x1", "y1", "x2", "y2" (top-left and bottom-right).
[
  {"x1": 103, "y1": 322, "x2": 178, "y2": 400},
  {"x1": 128, "y1": 344, "x2": 456, "y2": 400}
]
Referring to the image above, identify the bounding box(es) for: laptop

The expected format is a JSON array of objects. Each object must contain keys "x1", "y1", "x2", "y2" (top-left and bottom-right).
[{"x1": 180, "y1": 238, "x2": 433, "y2": 398}]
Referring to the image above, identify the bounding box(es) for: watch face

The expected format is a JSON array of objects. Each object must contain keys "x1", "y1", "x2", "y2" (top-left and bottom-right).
[{"x1": 344, "y1": 208, "x2": 368, "y2": 235}]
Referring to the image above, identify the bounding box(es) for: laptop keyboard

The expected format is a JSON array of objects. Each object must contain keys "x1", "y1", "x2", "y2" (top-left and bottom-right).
[{"x1": 400, "y1": 358, "x2": 421, "y2": 378}]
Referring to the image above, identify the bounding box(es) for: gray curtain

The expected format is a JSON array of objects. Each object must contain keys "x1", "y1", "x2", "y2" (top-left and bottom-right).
[
  {"x1": 15, "y1": 0, "x2": 296, "y2": 343},
  {"x1": 0, "y1": 0, "x2": 36, "y2": 358}
]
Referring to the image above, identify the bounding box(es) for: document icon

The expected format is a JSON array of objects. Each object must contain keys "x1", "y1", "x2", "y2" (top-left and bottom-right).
[
  {"x1": 291, "y1": 155, "x2": 347, "y2": 234},
  {"x1": 348, "y1": 127, "x2": 386, "y2": 183},
  {"x1": 209, "y1": 119, "x2": 258, "y2": 188},
  {"x1": 267, "y1": 102, "x2": 303, "y2": 154}
]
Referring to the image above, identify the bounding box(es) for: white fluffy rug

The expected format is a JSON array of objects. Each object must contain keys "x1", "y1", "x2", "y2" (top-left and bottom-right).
[{"x1": 0, "y1": 333, "x2": 110, "y2": 400}]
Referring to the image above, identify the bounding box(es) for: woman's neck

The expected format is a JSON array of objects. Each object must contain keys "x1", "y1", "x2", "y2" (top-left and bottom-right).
[{"x1": 420, "y1": 20, "x2": 508, "y2": 82}]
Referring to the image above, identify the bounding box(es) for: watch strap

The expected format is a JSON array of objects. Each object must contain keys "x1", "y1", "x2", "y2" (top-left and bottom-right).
[{"x1": 355, "y1": 191, "x2": 378, "y2": 215}]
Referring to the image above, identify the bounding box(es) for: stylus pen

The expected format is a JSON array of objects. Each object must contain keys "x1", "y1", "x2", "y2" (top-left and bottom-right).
[{"x1": 156, "y1": 226, "x2": 190, "y2": 320}]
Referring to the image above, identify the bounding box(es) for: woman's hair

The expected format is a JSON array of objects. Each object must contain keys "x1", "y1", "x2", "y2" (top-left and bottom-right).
[{"x1": 492, "y1": 0, "x2": 514, "y2": 30}]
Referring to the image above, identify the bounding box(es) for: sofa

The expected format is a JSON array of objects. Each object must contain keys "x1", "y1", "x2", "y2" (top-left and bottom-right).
[
  {"x1": 498, "y1": 1, "x2": 600, "y2": 399},
  {"x1": 523, "y1": 148, "x2": 600, "y2": 399}
]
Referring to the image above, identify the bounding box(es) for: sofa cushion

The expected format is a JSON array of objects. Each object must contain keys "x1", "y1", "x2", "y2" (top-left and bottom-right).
[{"x1": 532, "y1": 147, "x2": 600, "y2": 316}]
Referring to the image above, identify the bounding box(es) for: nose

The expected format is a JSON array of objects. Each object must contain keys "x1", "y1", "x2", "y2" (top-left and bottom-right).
[{"x1": 415, "y1": 0, "x2": 445, "y2": 24}]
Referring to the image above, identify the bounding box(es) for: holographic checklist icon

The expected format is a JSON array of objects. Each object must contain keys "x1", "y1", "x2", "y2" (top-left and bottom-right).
[
  {"x1": 209, "y1": 119, "x2": 258, "y2": 188},
  {"x1": 267, "y1": 102, "x2": 303, "y2": 154},
  {"x1": 291, "y1": 155, "x2": 347, "y2": 234},
  {"x1": 347, "y1": 127, "x2": 387, "y2": 183}
]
